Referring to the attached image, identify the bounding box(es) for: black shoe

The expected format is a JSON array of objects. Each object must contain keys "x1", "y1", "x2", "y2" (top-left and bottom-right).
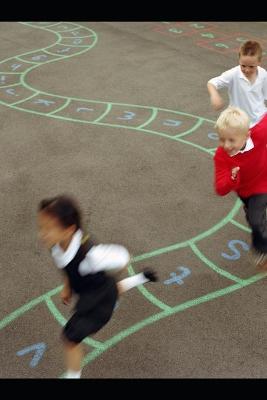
[{"x1": 143, "y1": 268, "x2": 158, "y2": 282}]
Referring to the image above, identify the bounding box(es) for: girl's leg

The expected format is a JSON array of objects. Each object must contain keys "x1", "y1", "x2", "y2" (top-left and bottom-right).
[
  {"x1": 63, "y1": 337, "x2": 83, "y2": 378},
  {"x1": 117, "y1": 269, "x2": 157, "y2": 295}
]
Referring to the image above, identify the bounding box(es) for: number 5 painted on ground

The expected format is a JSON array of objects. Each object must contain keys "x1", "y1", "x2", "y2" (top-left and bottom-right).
[{"x1": 221, "y1": 239, "x2": 249, "y2": 260}]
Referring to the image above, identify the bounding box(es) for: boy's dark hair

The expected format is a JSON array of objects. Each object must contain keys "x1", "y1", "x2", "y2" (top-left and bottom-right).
[
  {"x1": 239, "y1": 41, "x2": 262, "y2": 61},
  {"x1": 38, "y1": 195, "x2": 82, "y2": 229}
]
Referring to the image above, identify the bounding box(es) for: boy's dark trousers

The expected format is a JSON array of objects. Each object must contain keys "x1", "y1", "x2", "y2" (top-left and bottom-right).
[{"x1": 240, "y1": 193, "x2": 267, "y2": 253}]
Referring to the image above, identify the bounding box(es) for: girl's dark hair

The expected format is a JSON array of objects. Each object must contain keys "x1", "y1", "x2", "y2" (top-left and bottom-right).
[
  {"x1": 38, "y1": 195, "x2": 82, "y2": 229},
  {"x1": 239, "y1": 40, "x2": 262, "y2": 61}
]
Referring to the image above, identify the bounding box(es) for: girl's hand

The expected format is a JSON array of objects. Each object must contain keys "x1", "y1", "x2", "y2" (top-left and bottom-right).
[
  {"x1": 60, "y1": 287, "x2": 72, "y2": 305},
  {"x1": 231, "y1": 166, "x2": 240, "y2": 180}
]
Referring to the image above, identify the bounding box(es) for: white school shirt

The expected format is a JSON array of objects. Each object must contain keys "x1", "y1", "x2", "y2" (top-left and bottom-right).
[
  {"x1": 230, "y1": 136, "x2": 254, "y2": 157},
  {"x1": 208, "y1": 65, "x2": 267, "y2": 127},
  {"x1": 51, "y1": 229, "x2": 130, "y2": 276}
]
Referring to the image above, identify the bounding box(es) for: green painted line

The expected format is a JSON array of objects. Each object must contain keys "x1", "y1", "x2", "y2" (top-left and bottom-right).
[
  {"x1": 16, "y1": 24, "x2": 96, "y2": 64},
  {"x1": 0, "y1": 104, "x2": 88, "y2": 120},
  {"x1": 14, "y1": 53, "x2": 42, "y2": 61},
  {"x1": 41, "y1": 50, "x2": 64, "y2": 59},
  {"x1": 1, "y1": 79, "x2": 212, "y2": 123},
  {"x1": 0, "y1": 285, "x2": 62, "y2": 330},
  {"x1": 190, "y1": 199, "x2": 241, "y2": 243},
  {"x1": 0, "y1": 82, "x2": 21, "y2": 89},
  {"x1": 1, "y1": 81, "x2": 212, "y2": 145},
  {"x1": 81, "y1": 278, "x2": 264, "y2": 370},
  {"x1": 0, "y1": 86, "x2": 219, "y2": 159},
  {"x1": 2, "y1": 23, "x2": 267, "y2": 377},
  {"x1": 20, "y1": 22, "x2": 62, "y2": 28},
  {"x1": 19, "y1": 66, "x2": 42, "y2": 85},
  {"x1": 174, "y1": 136, "x2": 213, "y2": 155},
  {"x1": 133, "y1": 240, "x2": 189, "y2": 262},
  {"x1": 0, "y1": 103, "x2": 167, "y2": 141},
  {"x1": 43, "y1": 48, "x2": 86, "y2": 57},
  {"x1": 20, "y1": 65, "x2": 55, "y2": 86},
  {"x1": 174, "y1": 118, "x2": 203, "y2": 138},
  {"x1": 128, "y1": 264, "x2": 171, "y2": 311},
  {"x1": 40, "y1": 37, "x2": 63, "y2": 48},
  {"x1": 45, "y1": 297, "x2": 68, "y2": 325},
  {"x1": 0, "y1": 103, "x2": 220, "y2": 158},
  {"x1": 242, "y1": 270, "x2": 267, "y2": 284},
  {"x1": 56, "y1": 43, "x2": 93, "y2": 48},
  {"x1": 45, "y1": 297, "x2": 104, "y2": 349},
  {"x1": 207, "y1": 149, "x2": 216, "y2": 155},
  {"x1": 190, "y1": 243, "x2": 243, "y2": 283},
  {"x1": 92, "y1": 103, "x2": 112, "y2": 123},
  {"x1": 48, "y1": 98, "x2": 71, "y2": 115},
  {"x1": 90, "y1": 122, "x2": 173, "y2": 140},
  {"x1": 135, "y1": 107, "x2": 158, "y2": 129},
  {"x1": 155, "y1": 106, "x2": 216, "y2": 124},
  {"x1": 9, "y1": 92, "x2": 38, "y2": 106},
  {"x1": 2, "y1": 262, "x2": 265, "y2": 377},
  {"x1": 37, "y1": 23, "x2": 63, "y2": 28},
  {"x1": 87, "y1": 32, "x2": 97, "y2": 37},
  {"x1": 0, "y1": 100, "x2": 175, "y2": 142},
  {"x1": 53, "y1": 26, "x2": 83, "y2": 33},
  {"x1": 133, "y1": 199, "x2": 242, "y2": 262},
  {"x1": 230, "y1": 219, "x2": 251, "y2": 233},
  {"x1": 51, "y1": 26, "x2": 84, "y2": 33},
  {"x1": 15, "y1": 57, "x2": 40, "y2": 65},
  {"x1": 60, "y1": 35, "x2": 95, "y2": 39},
  {"x1": 0, "y1": 53, "x2": 214, "y2": 131},
  {"x1": 0, "y1": 52, "x2": 43, "y2": 64},
  {"x1": 0, "y1": 72, "x2": 22, "y2": 74}
]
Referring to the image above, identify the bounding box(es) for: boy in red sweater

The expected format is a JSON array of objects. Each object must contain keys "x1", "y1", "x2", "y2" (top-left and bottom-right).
[{"x1": 214, "y1": 106, "x2": 267, "y2": 267}]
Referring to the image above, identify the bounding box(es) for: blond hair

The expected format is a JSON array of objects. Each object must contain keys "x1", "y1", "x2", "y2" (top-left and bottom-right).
[{"x1": 215, "y1": 107, "x2": 250, "y2": 133}]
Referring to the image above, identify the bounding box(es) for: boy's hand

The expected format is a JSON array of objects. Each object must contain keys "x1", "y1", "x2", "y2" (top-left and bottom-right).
[
  {"x1": 210, "y1": 94, "x2": 224, "y2": 111},
  {"x1": 60, "y1": 287, "x2": 72, "y2": 305},
  {"x1": 231, "y1": 166, "x2": 240, "y2": 180}
]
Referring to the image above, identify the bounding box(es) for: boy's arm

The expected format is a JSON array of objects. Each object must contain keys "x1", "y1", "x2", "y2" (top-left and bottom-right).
[
  {"x1": 214, "y1": 151, "x2": 240, "y2": 196},
  {"x1": 207, "y1": 82, "x2": 225, "y2": 111},
  {"x1": 207, "y1": 69, "x2": 234, "y2": 111}
]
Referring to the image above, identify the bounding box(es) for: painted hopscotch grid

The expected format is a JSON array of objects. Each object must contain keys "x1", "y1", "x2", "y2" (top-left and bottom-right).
[
  {"x1": 153, "y1": 22, "x2": 267, "y2": 62},
  {"x1": 0, "y1": 21, "x2": 267, "y2": 378}
]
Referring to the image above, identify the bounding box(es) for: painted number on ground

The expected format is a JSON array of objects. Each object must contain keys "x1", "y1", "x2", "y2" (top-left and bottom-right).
[
  {"x1": 221, "y1": 239, "x2": 250, "y2": 260},
  {"x1": 164, "y1": 266, "x2": 191, "y2": 285},
  {"x1": 208, "y1": 132, "x2": 218, "y2": 140},
  {"x1": 16, "y1": 342, "x2": 47, "y2": 368},
  {"x1": 117, "y1": 111, "x2": 136, "y2": 120}
]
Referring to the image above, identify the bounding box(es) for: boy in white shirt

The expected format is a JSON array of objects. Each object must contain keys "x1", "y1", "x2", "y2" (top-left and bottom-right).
[{"x1": 207, "y1": 41, "x2": 267, "y2": 127}]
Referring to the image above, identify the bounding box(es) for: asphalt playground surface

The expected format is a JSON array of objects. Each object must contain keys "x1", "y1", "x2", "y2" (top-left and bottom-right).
[{"x1": 1, "y1": 21, "x2": 267, "y2": 379}]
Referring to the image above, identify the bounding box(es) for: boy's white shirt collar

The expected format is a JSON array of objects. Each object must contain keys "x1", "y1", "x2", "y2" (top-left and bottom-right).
[
  {"x1": 51, "y1": 229, "x2": 83, "y2": 268},
  {"x1": 230, "y1": 136, "x2": 254, "y2": 157},
  {"x1": 238, "y1": 65, "x2": 259, "y2": 83}
]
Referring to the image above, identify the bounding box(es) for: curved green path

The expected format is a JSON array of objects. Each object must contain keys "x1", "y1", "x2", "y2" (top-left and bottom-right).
[{"x1": 0, "y1": 22, "x2": 266, "y2": 377}]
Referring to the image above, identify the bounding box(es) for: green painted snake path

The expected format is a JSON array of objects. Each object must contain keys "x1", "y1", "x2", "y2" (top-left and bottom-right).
[{"x1": 0, "y1": 22, "x2": 266, "y2": 376}]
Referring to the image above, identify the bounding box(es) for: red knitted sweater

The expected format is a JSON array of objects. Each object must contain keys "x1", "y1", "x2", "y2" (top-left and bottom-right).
[{"x1": 214, "y1": 114, "x2": 267, "y2": 198}]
